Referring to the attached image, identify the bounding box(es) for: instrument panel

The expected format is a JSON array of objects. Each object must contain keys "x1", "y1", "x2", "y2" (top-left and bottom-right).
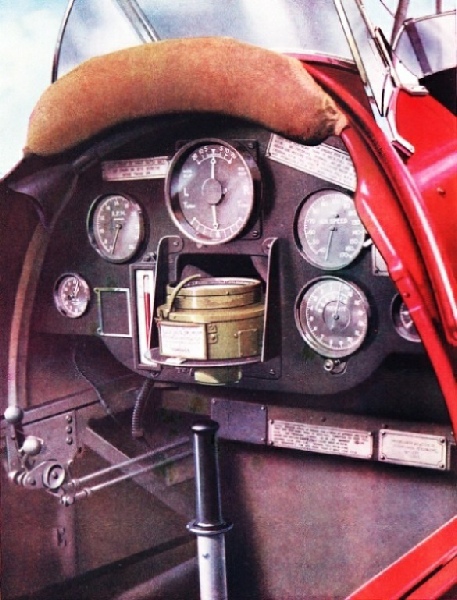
[{"x1": 29, "y1": 113, "x2": 435, "y2": 413}]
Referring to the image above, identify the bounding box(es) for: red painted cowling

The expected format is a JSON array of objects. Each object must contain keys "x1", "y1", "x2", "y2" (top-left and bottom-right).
[{"x1": 305, "y1": 60, "x2": 457, "y2": 435}]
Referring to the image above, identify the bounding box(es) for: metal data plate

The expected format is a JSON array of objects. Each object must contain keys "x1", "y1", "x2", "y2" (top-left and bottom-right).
[
  {"x1": 266, "y1": 134, "x2": 357, "y2": 192},
  {"x1": 378, "y1": 429, "x2": 448, "y2": 470},
  {"x1": 269, "y1": 419, "x2": 373, "y2": 460},
  {"x1": 102, "y1": 157, "x2": 169, "y2": 180},
  {"x1": 211, "y1": 399, "x2": 267, "y2": 445}
]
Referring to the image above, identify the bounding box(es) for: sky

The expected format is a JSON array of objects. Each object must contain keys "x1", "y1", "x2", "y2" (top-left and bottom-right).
[
  {"x1": 0, "y1": 0, "x2": 455, "y2": 178},
  {"x1": 0, "y1": 0, "x2": 68, "y2": 176}
]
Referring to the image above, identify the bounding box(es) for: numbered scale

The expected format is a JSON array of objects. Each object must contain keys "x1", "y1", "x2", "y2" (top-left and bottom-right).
[
  {"x1": 165, "y1": 139, "x2": 256, "y2": 245},
  {"x1": 295, "y1": 277, "x2": 370, "y2": 359},
  {"x1": 54, "y1": 273, "x2": 91, "y2": 318},
  {"x1": 295, "y1": 189, "x2": 366, "y2": 270}
]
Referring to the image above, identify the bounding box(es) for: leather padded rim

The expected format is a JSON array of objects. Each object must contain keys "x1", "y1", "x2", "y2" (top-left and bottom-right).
[{"x1": 25, "y1": 37, "x2": 347, "y2": 155}]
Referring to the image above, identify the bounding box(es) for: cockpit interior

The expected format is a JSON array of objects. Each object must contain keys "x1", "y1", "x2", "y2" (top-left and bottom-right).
[{"x1": 1, "y1": 2, "x2": 456, "y2": 599}]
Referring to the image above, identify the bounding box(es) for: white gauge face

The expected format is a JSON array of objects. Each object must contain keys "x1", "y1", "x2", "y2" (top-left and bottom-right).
[
  {"x1": 295, "y1": 277, "x2": 370, "y2": 358},
  {"x1": 165, "y1": 139, "x2": 255, "y2": 245},
  {"x1": 87, "y1": 194, "x2": 145, "y2": 262},
  {"x1": 54, "y1": 273, "x2": 91, "y2": 318},
  {"x1": 295, "y1": 189, "x2": 366, "y2": 269}
]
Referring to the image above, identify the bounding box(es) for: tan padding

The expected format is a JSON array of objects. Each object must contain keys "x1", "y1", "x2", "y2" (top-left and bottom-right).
[{"x1": 25, "y1": 37, "x2": 348, "y2": 156}]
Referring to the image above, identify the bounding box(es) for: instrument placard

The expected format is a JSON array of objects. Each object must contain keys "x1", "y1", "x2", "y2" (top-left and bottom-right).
[
  {"x1": 269, "y1": 419, "x2": 373, "y2": 459},
  {"x1": 158, "y1": 322, "x2": 207, "y2": 360},
  {"x1": 266, "y1": 134, "x2": 357, "y2": 191},
  {"x1": 102, "y1": 157, "x2": 169, "y2": 180},
  {"x1": 378, "y1": 429, "x2": 447, "y2": 470}
]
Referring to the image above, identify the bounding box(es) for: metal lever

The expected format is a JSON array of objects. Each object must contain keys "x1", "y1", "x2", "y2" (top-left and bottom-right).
[{"x1": 188, "y1": 420, "x2": 232, "y2": 600}]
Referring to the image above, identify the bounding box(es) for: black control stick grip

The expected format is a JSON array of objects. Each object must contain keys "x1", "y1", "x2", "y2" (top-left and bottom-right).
[{"x1": 188, "y1": 420, "x2": 231, "y2": 535}]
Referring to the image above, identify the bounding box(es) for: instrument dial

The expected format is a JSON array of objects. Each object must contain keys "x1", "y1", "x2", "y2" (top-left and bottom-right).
[
  {"x1": 391, "y1": 294, "x2": 421, "y2": 343},
  {"x1": 165, "y1": 139, "x2": 255, "y2": 245},
  {"x1": 295, "y1": 189, "x2": 366, "y2": 269},
  {"x1": 295, "y1": 277, "x2": 369, "y2": 358},
  {"x1": 87, "y1": 194, "x2": 145, "y2": 262},
  {"x1": 54, "y1": 273, "x2": 91, "y2": 318}
]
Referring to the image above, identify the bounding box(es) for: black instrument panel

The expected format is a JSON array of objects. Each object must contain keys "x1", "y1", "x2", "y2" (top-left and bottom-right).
[{"x1": 30, "y1": 113, "x2": 439, "y2": 419}]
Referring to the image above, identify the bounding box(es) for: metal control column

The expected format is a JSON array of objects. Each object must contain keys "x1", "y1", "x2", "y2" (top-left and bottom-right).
[{"x1": 188, "y1": 420, "x2": 232, "y2": 600}]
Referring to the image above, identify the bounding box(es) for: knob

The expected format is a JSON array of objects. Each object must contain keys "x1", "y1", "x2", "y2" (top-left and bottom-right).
[
  {"x1": 4, "y1": 405, "x2": 23, "y2": 425},
  {"x1": 21, "y1": 436, "x2": 43, "y2": 456}
]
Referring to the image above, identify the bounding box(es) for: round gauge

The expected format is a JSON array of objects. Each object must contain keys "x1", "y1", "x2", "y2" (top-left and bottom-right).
[
  {"x1": 87, "y1": 194, "x2": 145, "y2": 262},
  {"x1": 165, "y1": 139, "x2": 255, "y2": 245},
  {"x1": 54, "y1": 273, "x2": 91, "y2": 318},
  {"x1": 391, "y1": 294, "x2": 421, "y2": 343},
  {"x1": 295, "y1": 189, "x2": 366, "y2": 269},
  {"x1": 295, "y1": 277, "x2": 370, "y2": 358}
]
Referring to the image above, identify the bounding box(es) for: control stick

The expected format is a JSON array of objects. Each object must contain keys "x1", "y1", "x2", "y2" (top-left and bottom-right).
[{"x1": 188, "y1": 420, "x2": 232, "y2": 600}]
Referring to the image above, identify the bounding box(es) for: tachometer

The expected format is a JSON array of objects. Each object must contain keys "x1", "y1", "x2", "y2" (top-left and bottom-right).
[
  {"x1": 295, "y1": 277, "x2": 369, "y2": 358},
  {"x1": 295, "y1": 189, "x2": 366, "y2": 269},
  {"x1": 87, "y1": 193, "x2": 145, "y2": 262},
  {"x1": 165, "y1": 139, "x2": 255, "y2": 245}
]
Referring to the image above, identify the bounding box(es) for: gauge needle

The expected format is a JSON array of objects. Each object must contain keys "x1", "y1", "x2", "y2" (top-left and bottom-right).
[
  {"x1": 210, "y1": 157, "x2": 216, "y2": 179},
  {"x1": 325, "y1": 214, "x2": 339, "y2": 261},
  {"x1": 73, "y1": 278, "x2": 79, "y2": 299},
  {"x1": 211, "y1": 205, "x2": 219, "y2": 229},
  {"x1": 111, "y1": 223, "x2": 122, "y2": 253},
  {"x1": 331, "y1": 282, "x2": 344, "y2": 328},
  {"x1": 324, "y1": 226, "x2": 337, "y2": 261},
  {"x1": 68, "y1": 278, "x2": 79, "y2": 302}
]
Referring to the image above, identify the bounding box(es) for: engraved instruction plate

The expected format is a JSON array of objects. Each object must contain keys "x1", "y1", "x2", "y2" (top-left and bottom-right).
[
  {"x1": 269, "y1": 420, "x2": 373, "y2": 459},
  {"x1": 102, "y1": 157, "x2": 169, "y2": 181},
  {"x1": 379, "y1": 430, "x2": 448, "y2": 470},
  {"x1": 266, "y1": 134, "x2": 357, "y2": 191},
  {"x1": 158, "y1": 322, "x2": 207, "y2": 360}
]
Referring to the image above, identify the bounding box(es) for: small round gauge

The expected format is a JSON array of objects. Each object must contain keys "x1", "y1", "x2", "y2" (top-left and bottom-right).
[
  {"x1": 54, "y1": 273, "x2": 91, "y2": 318},
  {"x1": 295, "y1": 189, "x2": 366, "y2": 269},
  {"x1": 391, "y1": 294, "x2": 421, "y2": 343},
  {"x1": 295, "y1": 277, "x2": 370, "y2": 358},
  {"x1": 165, "y1": 139, "x2": 255, "y2": 245},
  {"x1": 87, "y1": 193, "x2": 145, "y2": 262}
]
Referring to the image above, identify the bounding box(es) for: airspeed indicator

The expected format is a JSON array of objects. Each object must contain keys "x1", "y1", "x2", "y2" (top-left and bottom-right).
[{"x1": 295, "y1": 189, "x2": 366, "y2": 269}]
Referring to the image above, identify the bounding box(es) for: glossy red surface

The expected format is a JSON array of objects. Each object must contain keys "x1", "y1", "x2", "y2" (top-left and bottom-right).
[
  {"x1": 305, "y1": 61, "x2": 457, "y2": 437},
  {"x1": 305, "y1": 59, "x2": 457, "y2": 600},
  {"x1": 347, "y1": 516, "x2": 457, "y2": 600},
  {"x1": 394, "y1": 89, "x2": 457, "y2": 347}
]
